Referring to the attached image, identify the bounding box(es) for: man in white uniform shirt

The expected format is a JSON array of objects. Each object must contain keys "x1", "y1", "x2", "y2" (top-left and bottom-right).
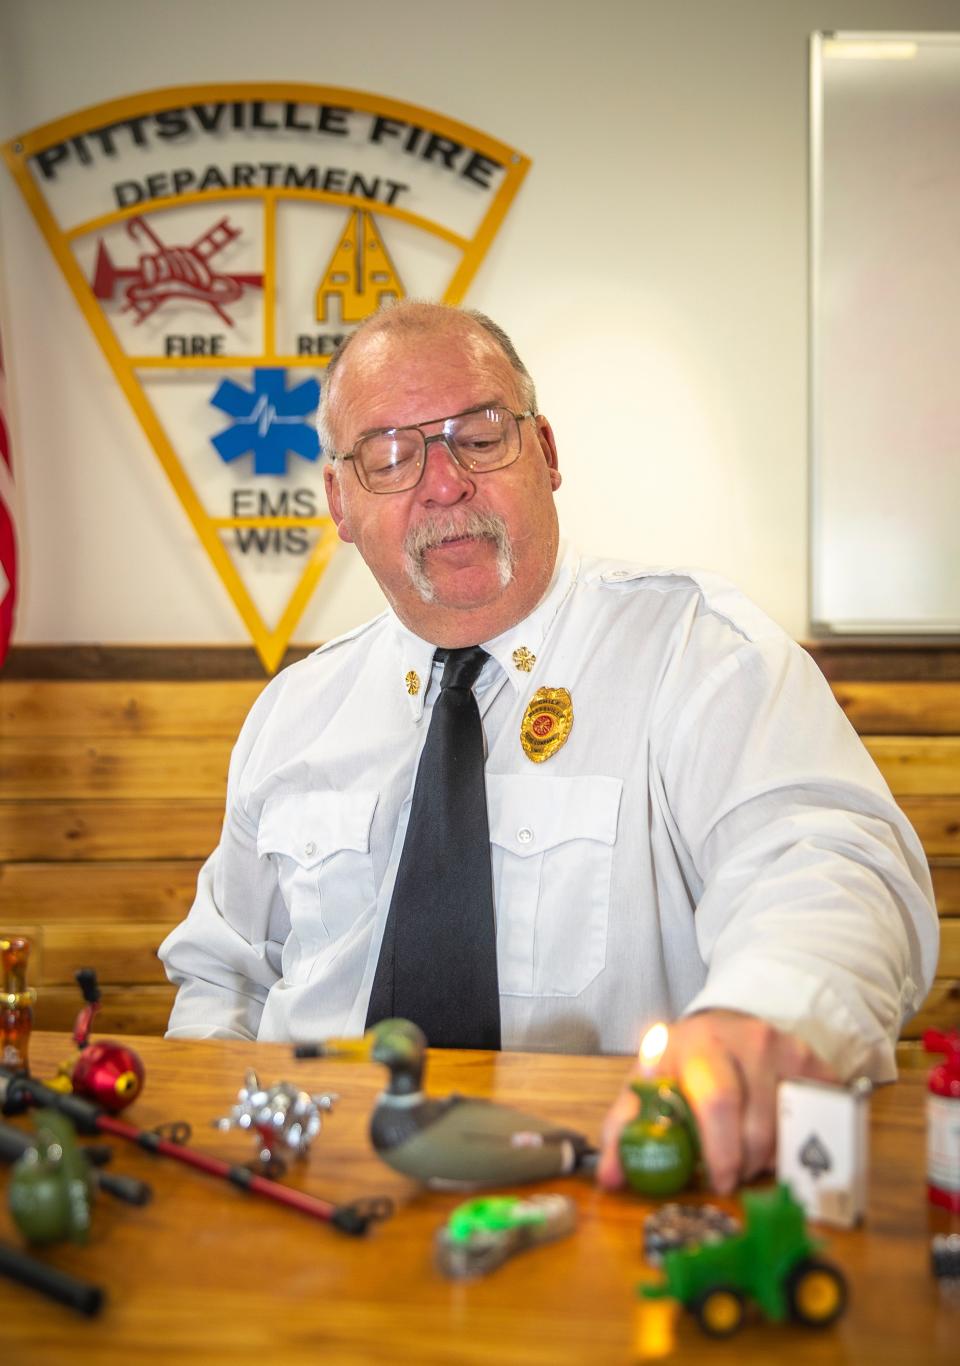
[{"x1": 159, "y1": 301, "x2": 938, "y2": 1195}]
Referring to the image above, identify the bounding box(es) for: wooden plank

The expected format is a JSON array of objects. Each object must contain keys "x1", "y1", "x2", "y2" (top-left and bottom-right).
[
  {"x1": 863, "y1": 737, "x2": 960, "y2": 796},
  {"x1": 2, "y1": 854, "x2": 953, "y2": 924},
  {"x1": 0, "y1": 922, "x2": 178, "y2": 986},
  {"x1": 23, "y1": 986, "x2": 956, "y2": 1046},
  {"x1": 31, "y1": 983, "x2": 176, "y2": 1035},
  {"x1": 2, "y1": 644, "x2": 313, "y2": 680},
  {"x1": 0, "y1": 736, "x2": 232, "y2": 799},
  {"x1": 3, "y1": 860, "x2": 953, "y2": 979},
  {"x1": 0, "y1": 680, "x2": 261, "y2": 738},
  {"x1": 0, "y1": 801, "x2": 223, "y2": 860},
  {"x1": 5, "y1": 642, "x2": 953, "y2": 681},
  {"x1": 831, "y1": 681, "x2": 960, "y2": 734},
  {"x1": 7, "y1": 797, "x2": 948, "y2": 864},
  {"x1": 14, "y1": 919, "x2": 957, "y2": 995},
  {"x1": 41, "y1": 923, "x2": 176, "y2": 985},
  {"x1": 938, "y1": 918, "x2": 960, "y2": 976},
  {"x1": 12, "y1": 916, "x2": 955, "y2": 993},
  {"x1": 2, "y1": 751, "x2": 956, "y2": 828},
  {"x1": 930, "y1": 861, "x2": 960, "y2": 914},
  {"x1": 805, "y1": 643, "x2": 960, "y2": 682},
  {"x1": 895, "y1": 1041, "x2": 927, "y2": 1071},
  {"x1": 901, "y1": 978, "x2": 960, "y2": 1038},
  {"x1": 0, "y1": 860, "x2": 202, "y2": 920},
  {"x1": 898, "y1": 798, "x2": 960, "y2": 857}
]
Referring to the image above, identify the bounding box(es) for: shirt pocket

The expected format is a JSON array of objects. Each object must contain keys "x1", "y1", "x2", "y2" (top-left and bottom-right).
[
  {"x1": 488, "y1": 774, "x2": 622, "y2": 997},
  {"x1": 257, "y1": 790, "x2": 379, "y2": 986}
]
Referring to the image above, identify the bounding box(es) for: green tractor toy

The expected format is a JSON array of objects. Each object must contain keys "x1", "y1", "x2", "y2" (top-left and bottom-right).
[{"x1": 639, "y1": 1183, "x2": 847, "y2": 1337}]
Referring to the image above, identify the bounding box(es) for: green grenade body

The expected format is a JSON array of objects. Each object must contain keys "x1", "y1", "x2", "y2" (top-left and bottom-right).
[
  {"x1": 618, "y1": 1078, "x2": 699, "y2": 1197},
  {"x1": 8, "y1": 1110, "x2": 94, "y2": 1244}
]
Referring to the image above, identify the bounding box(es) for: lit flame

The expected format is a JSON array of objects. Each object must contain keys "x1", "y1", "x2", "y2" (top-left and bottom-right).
[{"x1": 639, "y1": 1022, "x2": 669, "y2": 1073}]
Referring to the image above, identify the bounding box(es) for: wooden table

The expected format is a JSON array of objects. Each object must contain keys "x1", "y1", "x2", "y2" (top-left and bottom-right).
[{"x1": 0, "y1": 1034, "x2": 956, "y2": 1365}]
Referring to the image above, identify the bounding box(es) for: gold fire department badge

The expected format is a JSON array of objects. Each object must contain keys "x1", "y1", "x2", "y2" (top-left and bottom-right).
[{"x1": 520, "y1": 687, "x2": 573, "y2": 763}]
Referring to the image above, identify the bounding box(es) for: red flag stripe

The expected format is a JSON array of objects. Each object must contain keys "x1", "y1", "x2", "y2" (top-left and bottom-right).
[
  {"x1": 0, "y1": 405, "x2": 11, "y2": 471},
  {"x1": 0, "y1": 329, "x2": 17, "y2": 668}
]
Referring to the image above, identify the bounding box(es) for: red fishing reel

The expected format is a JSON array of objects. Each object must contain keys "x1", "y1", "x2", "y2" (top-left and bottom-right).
[{"x1": 56, "y1": 969, "x2": 145, "y2": 1112}]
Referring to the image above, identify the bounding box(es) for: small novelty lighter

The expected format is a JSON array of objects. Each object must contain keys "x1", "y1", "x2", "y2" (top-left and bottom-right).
[{"x1": 618, "y1": 1024, "x2": 699, "y2": 1198}]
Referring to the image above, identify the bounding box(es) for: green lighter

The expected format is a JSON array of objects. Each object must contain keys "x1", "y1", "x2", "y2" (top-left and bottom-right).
[{"x1": 619, "y1": 1024, "x2": 700, "y2": 1197}]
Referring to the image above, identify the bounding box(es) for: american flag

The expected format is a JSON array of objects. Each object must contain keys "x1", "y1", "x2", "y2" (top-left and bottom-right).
[{"x1": 0, "y1": 329, "x2": 16, "y2": 667}]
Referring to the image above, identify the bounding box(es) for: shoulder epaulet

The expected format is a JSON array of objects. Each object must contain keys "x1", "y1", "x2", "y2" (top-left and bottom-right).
[
  {"x1": 590, "y1": 562, "x2": 783, "y2": 644},
  {"x1": 308, "y1": 611, "x2": 389, "y2": 658}
]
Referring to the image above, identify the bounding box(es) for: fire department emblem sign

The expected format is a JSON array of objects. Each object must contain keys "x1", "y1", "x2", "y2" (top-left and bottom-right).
[{"x1": 2, "y1": 85, "x2": 530, "y2": 671}]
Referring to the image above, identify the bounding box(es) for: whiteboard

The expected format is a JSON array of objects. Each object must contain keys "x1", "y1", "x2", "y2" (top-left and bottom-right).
[{"x1": 810, "y1": 32, "x2": 960, "y2": 634}]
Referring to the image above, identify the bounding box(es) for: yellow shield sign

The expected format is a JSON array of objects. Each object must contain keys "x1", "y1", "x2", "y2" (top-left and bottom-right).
[{"x1": 3, "y1": 85, "x2": 530, "y2": 671}]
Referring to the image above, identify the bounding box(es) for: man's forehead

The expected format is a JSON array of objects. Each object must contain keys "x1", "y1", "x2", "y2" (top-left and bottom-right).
[{"x1": 334, "y1": 324, "x2": 519, "y2": 433}]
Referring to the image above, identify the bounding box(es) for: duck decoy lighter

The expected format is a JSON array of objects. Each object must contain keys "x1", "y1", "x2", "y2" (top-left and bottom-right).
[{"x1": 294, "y1": 1018, "x2": 598, "y2": 1188}]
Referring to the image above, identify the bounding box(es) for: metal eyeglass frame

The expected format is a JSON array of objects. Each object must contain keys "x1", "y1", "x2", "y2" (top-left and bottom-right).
[{"x1": 333, "y1": 405, "x2": 536, "y2": 494}]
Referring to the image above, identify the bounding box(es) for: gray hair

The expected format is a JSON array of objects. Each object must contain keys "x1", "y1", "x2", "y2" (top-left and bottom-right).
[{"x1": 317, "y1": 300, "x2": 537, "y2": 456}]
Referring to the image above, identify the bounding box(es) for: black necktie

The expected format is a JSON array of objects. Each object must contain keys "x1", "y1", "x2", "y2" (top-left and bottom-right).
[{"x1": 365, "y1": 645, "x2": 501, "y2": 1049}]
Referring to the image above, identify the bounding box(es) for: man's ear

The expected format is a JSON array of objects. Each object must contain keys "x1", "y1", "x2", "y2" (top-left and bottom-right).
[
  {"x1": 324, "y1": 463, "x2": 355, "y2": 544},
  {"x1": 535, "y1": 416, "x2": 562, "y2": 492}
]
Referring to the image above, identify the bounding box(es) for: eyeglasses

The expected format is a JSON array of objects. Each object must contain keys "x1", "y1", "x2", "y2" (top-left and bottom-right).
[{"x1": 334, "y1": 405, "x2": 535, "y2": 494}]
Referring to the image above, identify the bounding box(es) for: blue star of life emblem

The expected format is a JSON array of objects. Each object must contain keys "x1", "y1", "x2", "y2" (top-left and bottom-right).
[{"x1": 209, "y1": 368, "x2": 321, "y2": 476}]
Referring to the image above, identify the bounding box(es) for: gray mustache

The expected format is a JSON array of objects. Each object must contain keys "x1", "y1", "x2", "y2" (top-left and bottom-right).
[
  {"x1": 402, "y1": 510, "x2": 515, "y2": 603},
  {"x1": 404, "y1": 510, "x2": 510, "y2": 559}
]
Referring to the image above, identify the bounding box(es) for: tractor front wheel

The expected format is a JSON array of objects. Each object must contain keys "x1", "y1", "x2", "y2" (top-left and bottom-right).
[
  {"x1": 786, "y1": 1258, "x2": 848, "y2": 1328},
  {"x1": 692, "y1": 1286, "x2": 746, "y2": 1337}
]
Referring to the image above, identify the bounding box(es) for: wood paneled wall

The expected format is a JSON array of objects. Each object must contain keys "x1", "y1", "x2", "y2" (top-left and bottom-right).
[{"x1": 1, "y1": 646, "x2": 958, "y2": 1058}]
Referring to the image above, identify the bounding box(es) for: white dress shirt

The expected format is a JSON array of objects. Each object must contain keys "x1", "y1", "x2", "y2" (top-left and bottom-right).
[{"x1": 159, "y1": 546, "x2": 938, "y2": 1078}]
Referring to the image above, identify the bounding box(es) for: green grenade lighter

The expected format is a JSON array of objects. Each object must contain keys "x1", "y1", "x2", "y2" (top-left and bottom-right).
[
  {"x1": 8, "y1": 1109, "x2": 95, "y2": 1244},
  {"x1": 618, "y1": 1024, "x2": 700, "y2": 1197}
]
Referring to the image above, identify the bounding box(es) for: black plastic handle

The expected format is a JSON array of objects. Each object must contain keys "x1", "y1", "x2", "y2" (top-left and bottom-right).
[
  {"x1": 0, "y1": 1240, "x2": 105, "y2": 1316},
  {"x1": 330, "y1": 1196, "x2": 395, "y2": 1235},
  {"x1": 95, "y1": 1170, "x2": 153, "y2": 1206}
]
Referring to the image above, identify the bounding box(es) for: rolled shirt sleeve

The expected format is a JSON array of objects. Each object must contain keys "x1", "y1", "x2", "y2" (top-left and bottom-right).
[{"x1": 658, "y1": 636, "x2": 939, "y2": 1081}]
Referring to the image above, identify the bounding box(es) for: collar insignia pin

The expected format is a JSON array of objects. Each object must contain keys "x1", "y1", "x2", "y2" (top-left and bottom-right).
[
  {"x1": 520, "y1": 687, "x2": 573, "y2": 763},
  {"x1": 512, "y1": 646, "x2": 536, "y2": 672},
  {"x1": 405, "y1": 670, "x2": 421, "y2": 696}
]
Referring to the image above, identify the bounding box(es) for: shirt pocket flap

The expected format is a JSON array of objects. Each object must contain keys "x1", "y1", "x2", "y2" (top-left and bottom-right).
[
  {"x1": 256, "y1": 790, "x2": 379, "y2": 867},
  {"x1": 487, "y1": 774, "x2": 622, "y2": 858}
]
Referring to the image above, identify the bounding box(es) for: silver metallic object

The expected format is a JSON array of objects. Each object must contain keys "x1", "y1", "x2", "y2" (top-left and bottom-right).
[{"x1": 214, "y1": 1071, "x2": 337, "y2": 1171}]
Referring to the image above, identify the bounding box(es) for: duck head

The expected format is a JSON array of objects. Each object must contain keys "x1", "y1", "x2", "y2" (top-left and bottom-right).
[
  {"x1": 368, "y1": 1019, "x2": 427, "y2": 1096},
  {"x1": 293, "y1": 1018, "x2": 428, "y2": 1096}
]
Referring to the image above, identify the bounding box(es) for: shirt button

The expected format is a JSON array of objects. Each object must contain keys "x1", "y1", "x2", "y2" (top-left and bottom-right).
[
  {"x1": 304, "y1": 841, "x2": 317, "y2": 857},
  {"x1": 517, "y1": 827, "x2": 534, "y2": 844}
]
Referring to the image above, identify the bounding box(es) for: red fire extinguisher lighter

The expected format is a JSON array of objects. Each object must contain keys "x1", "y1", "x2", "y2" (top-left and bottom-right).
[{"x1": 924, "y1": 1029, "x2": 960, "y2": 1214}]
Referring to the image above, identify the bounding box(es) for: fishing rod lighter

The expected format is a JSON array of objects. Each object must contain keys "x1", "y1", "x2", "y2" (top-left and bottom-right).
[{"x1": 0, "y1": 1066, "x2": 391, "y2": 1236}]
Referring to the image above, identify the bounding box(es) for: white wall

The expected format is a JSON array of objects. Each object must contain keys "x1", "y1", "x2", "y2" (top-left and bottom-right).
[{"x1": 1, "y1": 0, "x2": 956, "y2": 649}]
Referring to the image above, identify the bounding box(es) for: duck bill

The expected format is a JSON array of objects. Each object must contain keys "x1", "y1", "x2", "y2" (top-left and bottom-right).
[{"x1": 318, "y1": 1036, "x2": 374, "y2": 1061}]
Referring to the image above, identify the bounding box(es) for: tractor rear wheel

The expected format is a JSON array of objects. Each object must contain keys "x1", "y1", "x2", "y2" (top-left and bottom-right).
[
  {"x1": 786, "y1": 1258, "x2": 848, "y2": 1328},
  {"x1": 692, "y1": 1286, "x2": 746, "y2": 1337}
]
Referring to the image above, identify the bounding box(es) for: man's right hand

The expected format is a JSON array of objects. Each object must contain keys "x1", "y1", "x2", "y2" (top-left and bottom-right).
[{"x1": 596, "y1": 1009, "x2": 837, "y2": 1194}]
